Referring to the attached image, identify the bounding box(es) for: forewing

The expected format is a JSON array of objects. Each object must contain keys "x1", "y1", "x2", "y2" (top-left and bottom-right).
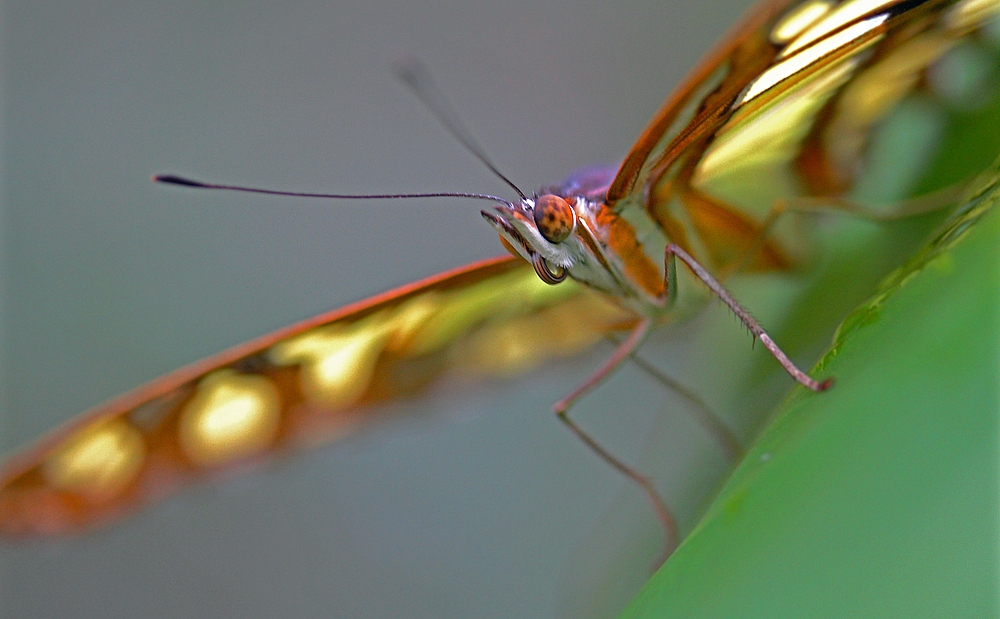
[
  {"x1": 604, "y1": 0, "x2": 792, "y2": 271},
  {"x1": 606, "y1": 0, "x2": 789, "y2": 206},
  {"x1": 0, "y1": 255, "x2": 632, "y2": 537},
  {"x1": 607, "y1": 0, "x2": 1000, "y2": 272}
]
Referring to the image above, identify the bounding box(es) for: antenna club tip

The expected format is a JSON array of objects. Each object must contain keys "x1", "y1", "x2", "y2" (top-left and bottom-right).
[
  {"x1": 153, "y1": 174, "x2": 204, "y2": 188},
  {"x1": 817, "y1": 376, "x2": 835, "y2": 392}
]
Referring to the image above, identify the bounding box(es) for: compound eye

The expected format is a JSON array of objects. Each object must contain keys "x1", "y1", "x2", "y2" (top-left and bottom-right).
[{"x1": 533, "y1": 195, "x2": 575, "y2": 244}]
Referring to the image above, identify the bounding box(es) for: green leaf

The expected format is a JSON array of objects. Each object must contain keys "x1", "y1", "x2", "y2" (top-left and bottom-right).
[{"x1": 620, "y1": 170, "x2": 1000, "y2": 617}]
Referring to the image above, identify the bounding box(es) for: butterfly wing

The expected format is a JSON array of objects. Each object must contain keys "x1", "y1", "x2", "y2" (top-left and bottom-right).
[
  {"x1": 606, "y1": 0, "x2": 789, "y2": 206},
  {"x1": 0, "y1": 255, "x2": 632, "y2": 537},
  {"x1": 607, "y1": 0, "x2": 1000, "y2": 272}
]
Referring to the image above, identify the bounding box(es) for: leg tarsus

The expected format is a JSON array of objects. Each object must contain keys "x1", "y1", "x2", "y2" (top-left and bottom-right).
[{"x1": 665, "y1": 243, "x2": 832, "y2": 393}]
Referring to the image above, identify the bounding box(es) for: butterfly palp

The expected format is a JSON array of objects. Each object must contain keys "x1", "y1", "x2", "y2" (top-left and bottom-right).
[{"x1": 531, "y1": 253, "x2": 568, "y2": 285}]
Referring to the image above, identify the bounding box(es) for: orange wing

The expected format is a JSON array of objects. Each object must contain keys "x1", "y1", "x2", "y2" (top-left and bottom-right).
[
  {"x1": 607, "y1": 0, "x2": 1000, "y2": 273},
  {"x1": 0, "y1": 256, "x2": 631, "y2": 537}
]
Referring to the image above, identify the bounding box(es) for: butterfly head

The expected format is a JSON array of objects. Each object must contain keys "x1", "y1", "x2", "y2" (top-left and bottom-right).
[{"x1": 483, "y1": 193, "x2": 609, "y2": 288}]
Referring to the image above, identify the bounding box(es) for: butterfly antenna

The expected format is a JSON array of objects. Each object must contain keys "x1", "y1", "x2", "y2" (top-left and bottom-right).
[
  {"x1": 152, "y1": 175, "x2": 515, "y2": 209},
  {"x1": 394, "y1": 56, "x2": 528, "y2": 201}
]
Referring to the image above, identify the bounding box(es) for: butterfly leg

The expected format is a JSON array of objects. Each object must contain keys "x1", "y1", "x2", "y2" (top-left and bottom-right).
[
  {"x1": 616, "y1": 339, "x2": 744, "y2": 462},
  {"x1": 717, "y1": 183, "x2": 964, "y2": 282},
  {"x1": 783, "y1": 182, "x2": 963, "y2": 221},
  {"x1": 665, "y1": 243, "x2": 833, "y2": 393},
  {"x1": 552, "y1": 319, "x2": 681, "y2": 554},
  {"x1": 713, "y1": 199, "x2": 792, "y2": 282}
]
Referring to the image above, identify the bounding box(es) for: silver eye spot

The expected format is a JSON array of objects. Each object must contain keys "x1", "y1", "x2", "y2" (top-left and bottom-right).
[{"x1": 533, "y1": 194, "x2": 575, "y2": 243}]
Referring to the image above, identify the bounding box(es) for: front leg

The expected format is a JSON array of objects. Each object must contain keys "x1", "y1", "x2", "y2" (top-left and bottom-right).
[
  {"x1": 552, "y1": 319, "x2": 681, "y2": 555},
  {"x1": 664, "y1": 244, "x2": 833, "y2": 393}
]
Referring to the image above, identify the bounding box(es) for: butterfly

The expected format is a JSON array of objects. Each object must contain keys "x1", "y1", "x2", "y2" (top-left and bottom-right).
[{"x1": 3, "y1": 0, "x2": 999, "y2": 570}]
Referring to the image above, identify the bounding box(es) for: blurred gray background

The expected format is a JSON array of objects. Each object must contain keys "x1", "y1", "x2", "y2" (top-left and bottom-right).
[{"x1": 1, "y1": 1, "x2": 751, "y2": 617}]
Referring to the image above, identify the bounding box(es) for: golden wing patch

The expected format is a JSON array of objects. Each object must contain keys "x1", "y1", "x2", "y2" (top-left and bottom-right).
[{"x1": 0, "y1": 256, "x2": 631, "y2": 537}]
